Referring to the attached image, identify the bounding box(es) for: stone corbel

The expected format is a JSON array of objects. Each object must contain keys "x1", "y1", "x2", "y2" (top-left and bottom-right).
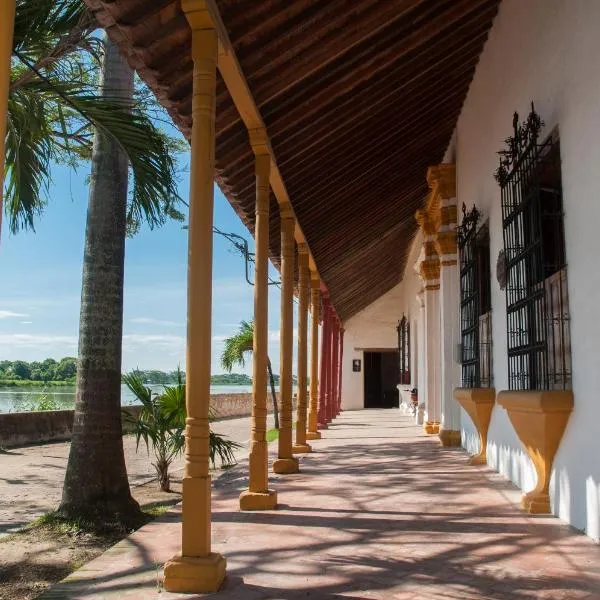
[
  {"x1": 497, "y1": 390, "x2": 573, "y2": 514},
  {"x1": 454, "y1": 388, "x2": 496, "y2": 464}
]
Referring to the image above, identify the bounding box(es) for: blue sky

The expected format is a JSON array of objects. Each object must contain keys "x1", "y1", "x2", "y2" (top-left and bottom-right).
[{"x1": 0, "y1": 157, "x2": 293, "y2": 374}]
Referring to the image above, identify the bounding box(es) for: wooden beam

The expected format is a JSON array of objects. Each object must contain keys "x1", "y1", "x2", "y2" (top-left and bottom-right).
[{"x1": 200, "y1": 0, "x2": 321, "y2": 280}]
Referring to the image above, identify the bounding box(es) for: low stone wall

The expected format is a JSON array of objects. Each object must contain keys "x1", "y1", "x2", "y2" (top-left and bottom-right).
[
  {"x1": 0, "y1": 392, "x2": 286, "y2": 447},
  {"x1": 209, "y1": 392, "x2": 284, "y2": 420}
]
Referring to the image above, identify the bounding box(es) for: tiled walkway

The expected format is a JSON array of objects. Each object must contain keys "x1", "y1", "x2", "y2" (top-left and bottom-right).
[{"x1": 44, "y1": 410, "x2": 600, "y2": 599}]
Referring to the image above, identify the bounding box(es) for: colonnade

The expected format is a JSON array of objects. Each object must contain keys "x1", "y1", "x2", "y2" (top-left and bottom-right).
[
  {"x1": 413, "y1": 164, "x2": 461, "y2": 446},
  {"x1": 160, "y1": 3, "x2": 345, "y2": 592},
  {"x1": 0, "y1": 2, "x2": 346, "y2": 592}
]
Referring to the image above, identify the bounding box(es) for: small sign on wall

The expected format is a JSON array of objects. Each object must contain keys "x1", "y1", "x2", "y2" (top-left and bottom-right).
[{"x1": 352, "y1": 359, "x2": 361, "y2": 372}]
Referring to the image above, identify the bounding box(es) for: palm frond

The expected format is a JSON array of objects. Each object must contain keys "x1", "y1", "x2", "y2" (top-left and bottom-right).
[
  {"x1": 220, "y1": 320, "x2": 254, "y2": 372},
  {"x1": 5, "y1": 88, "x2": 53, "y2": 232}
]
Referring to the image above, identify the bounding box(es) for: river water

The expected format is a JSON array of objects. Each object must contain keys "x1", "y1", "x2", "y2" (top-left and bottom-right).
[{"x1": 0, "y1": 384, "x2": 255, "y2": 413}]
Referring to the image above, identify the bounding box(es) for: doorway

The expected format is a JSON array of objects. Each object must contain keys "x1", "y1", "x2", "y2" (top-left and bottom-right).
[{"x1": 364, "y1": 351, "x2": 400, "y2": 408}]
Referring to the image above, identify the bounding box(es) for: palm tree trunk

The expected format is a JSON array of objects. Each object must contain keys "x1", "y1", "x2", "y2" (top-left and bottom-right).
[
  {"x1": 59, "y1": 35, "x2": 141, "y2": 525},
  {"x1": 267, "y1": 356, "x2": 279, "y2": 429}
]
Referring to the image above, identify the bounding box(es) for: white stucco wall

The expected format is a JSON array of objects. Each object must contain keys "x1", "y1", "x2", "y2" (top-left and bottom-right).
[{"x1": 455, "y1": 0, "x2": 600, "y2": 539}]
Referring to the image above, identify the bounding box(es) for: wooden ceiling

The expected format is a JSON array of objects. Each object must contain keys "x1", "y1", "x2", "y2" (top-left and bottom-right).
[{"x1": 86, "y1": 0, "x2": 500, "y2": 321}]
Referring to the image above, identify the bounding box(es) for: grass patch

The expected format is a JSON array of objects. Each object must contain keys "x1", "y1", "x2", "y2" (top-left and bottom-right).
[{"x1": 266, "y1": 428, "x2": 279, "y2": 443}]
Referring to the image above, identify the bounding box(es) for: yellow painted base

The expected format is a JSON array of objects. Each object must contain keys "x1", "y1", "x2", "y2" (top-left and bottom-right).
[
  {"x1": 292, "y1": 443, "x2": 312, "y2": 454},
  {"x1": 163, "y1": 552, "x2": 226, "y2": 593},
  {"x1": 438, "y1": 429, "x2": 461, "y2": 447},
  {"x1": 239, "y1": 489, "x2": 278, "y2": 511},
  {"x1": 432, "y1": 422, "x2": 440, "y2": 434},
  {"x1": 467, "y1": 453, "x2": 487, "y2": 466},
  {"x1": 522, "y1": 491, "x2": 551, "y2": 514},
  {"x1": 454, "y1": 388, "x2": 496, "y2": 465},
  {"x1": 272, "y1": 457, "x2": 299, "y2": 474},
  {"x1": 306, "y1": 431, "x2": 322, "y2": 440},
  {"x1": 424, "y1": 421, "x2": 435, "y2": 434},
  {"x1": 498, "y1": 390, "x2": 573, "y2": 515}
]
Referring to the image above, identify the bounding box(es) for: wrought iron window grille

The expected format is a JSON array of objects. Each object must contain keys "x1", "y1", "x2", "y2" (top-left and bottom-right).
[
  {"x1": 495, "y1": 103, "x2": 571, "y2": 391},
  {"x1": 397, "y1": 315, "x2": 410, "y2": 385},
  {"x1": 458, "y1": 204, "x2": 493, "y2": 388}
]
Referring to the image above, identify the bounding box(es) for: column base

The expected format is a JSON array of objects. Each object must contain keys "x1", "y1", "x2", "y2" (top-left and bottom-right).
[
  {"x1": 467, "y1": 452, "x2": 487, "y2": 466},
  {"x1": 424, "y1": 421, "x2": 436, "y2": 434},
  {"x1": 306, "y1": 431, "x2": 322, "y2": 440},
  {"x1": 239, "y1": 489, "x2": 278, "y2": 511},
  {"x1": 272, "y1": 457, "x2": 299, "y2": 474},
  {"x1": 292, "y1": 443, "x2": 312, "y2": 454},
  {"x1": 438, "y1": 429, "x2": 461, "y2": 447},
  {"x1": 163, "y1": 552, "x2": 226, "y2": 593},
  {"x1": 521, "y1": 491, "x2": 550, "y2": 514}
]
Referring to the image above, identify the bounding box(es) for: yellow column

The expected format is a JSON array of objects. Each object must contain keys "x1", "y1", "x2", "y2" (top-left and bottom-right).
[
  {"x1": 273, "y1": 205, "x2": 299, "y2": 473},
  {"x1": 306, "y1": 274, "x2": 321, "y2": 440},
  {"x1": 0, "y1": 0, "x2": 16, "y2": 240},
  {"x1": 163, "y1": 3, "x2": 225, "y2": 592},
  {"x1": 293, "y1": 245, "x2": 312, "y2": 453},
  {"x1": 240, "y1": 132, "x2": 277, "y2": 510}
]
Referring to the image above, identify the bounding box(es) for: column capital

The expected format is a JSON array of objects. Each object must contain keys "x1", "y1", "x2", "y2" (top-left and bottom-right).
[
  {"x1": 310, "y1": 273, "x2": 320, "y2": 290},
  {"x1": 427, "y1": 163, "x2": 456, "y2": 200},
  {"x1": 279, "y1": 202, "x2": 294, "y2": 221},
  {"x1": 182, "y1": 0, "x2": 213, "y2": 29},
  {"x1": 249, "y1": 127, "x2": 270, "y2": 156}
]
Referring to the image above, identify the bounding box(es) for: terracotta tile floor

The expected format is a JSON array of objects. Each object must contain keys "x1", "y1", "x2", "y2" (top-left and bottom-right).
[{"x1": 43, "y1": 410, "x2": 600, "y2": 599}]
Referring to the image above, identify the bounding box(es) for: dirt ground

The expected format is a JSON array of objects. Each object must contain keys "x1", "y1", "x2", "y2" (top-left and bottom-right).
[
  {"x1": 0, "y1": 414, "x2": 272, "y2": 600},
  {"x1": 0, "y1": 478, "x2": 182, "y2": 600}
]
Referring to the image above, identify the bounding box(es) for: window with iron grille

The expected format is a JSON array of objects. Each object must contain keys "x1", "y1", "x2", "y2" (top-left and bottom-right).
[
  {"x1": 458, "y1": 205, "x2": 493, "y2": 388},
  {"x1": 494, "y1": 104, "x2": 571, "y2": 391},
  {"x1": 397, "y1": 315, "x2": 410, "y2": 385}
]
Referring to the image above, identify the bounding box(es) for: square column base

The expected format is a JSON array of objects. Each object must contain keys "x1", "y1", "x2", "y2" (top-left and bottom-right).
[
  {"x1": 306, "y1": 431, "x2": 322, "y2": 440},
  {"x1": 239, "y1": 489, "x2": 277, "y2": 511},
  {"x1": 163, "y1": 552, "x2": 226, "y2": 593},
  {"x1": 272, "y1": 457, "x2": 299, "y2": 474},
  {"x1": 438, "y1": 429, "x2": 461, "y2": 447},
  {"x1": 522, "y1": 491, "x2": 551, "y2": 514},
  {"x1": 292, "y1": 443, "x2": 312, "y2": 454},
  {"x1": 467, "y1": 452, "x2": 487, "y2": 466}
]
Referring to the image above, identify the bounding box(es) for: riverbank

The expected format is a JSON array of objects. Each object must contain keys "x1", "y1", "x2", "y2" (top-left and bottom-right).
[{"x1": 0, "y1": 380, "x2": 75, "y2": 387}]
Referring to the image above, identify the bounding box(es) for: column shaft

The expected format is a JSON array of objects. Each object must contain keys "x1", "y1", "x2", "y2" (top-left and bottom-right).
[
  {"x1": 337, "y1": 328, "x2": 345, "y2": 413},
  {"x1": 240, "y1": 151, "x2": 277, "y2": 509},
  {"x1": 273, "y1": 208, "x2": 299, "y2": 473},
  {"x1": 331, "y1": 317, "x2": 339, "y2": 419},
  {"x1": 306, "y1": 276, "x2": 321, "y2": 439},
  {"x1": 438, "y1": 199, "x2": 462, "y2": 446},
  {"x1": 293, "y1": 248, "x2": 311, "y2": 453},
  {"x1": 327, "y1": 312, "x2": 335, "y2": 422},
  {"x1": 0, "y1": 0, "x2": 15, "y2": 239},
  {"x1": 318, "y1": 298, "x2": 330, "y2": 429},
  {"x1": 164, "y1": 16, "x2": 226, "y2": 593}
]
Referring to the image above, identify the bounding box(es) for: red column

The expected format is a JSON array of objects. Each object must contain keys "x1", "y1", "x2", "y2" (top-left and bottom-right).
[
  {"x1": 318, "y1": 297, "x2": 330, "y2": 429},
  {"x1": 337, "y1": 327, "x2": 344, "y2": 414},
  {"x1": 330, "y1": 315, "x2": 339, "y2": 422}
]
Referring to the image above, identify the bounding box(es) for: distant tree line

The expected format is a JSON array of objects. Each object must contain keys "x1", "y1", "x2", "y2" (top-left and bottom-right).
[
  {"x1": 0, "y1": 358, "x2": 77, "y2": 382},
  {"x1": 0, "y1": 360, "x2": 298, "y2": 386}
]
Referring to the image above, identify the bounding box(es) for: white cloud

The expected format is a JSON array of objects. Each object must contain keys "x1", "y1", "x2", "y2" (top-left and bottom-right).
[
  {"x1": 20, "y1": 321, "x2": 33, "y2": 325},
  {"x1": 0, "y1": 333, "x2": 77, "y2": 349},
  {"x1": 130, "y1": 317, "x2": 183, "y2": 327},
  {"x1": 122, "y1": 334, "x2": 185, "y2": 353},
  {"x1": 0, "y1": 310, "x2": 28, "y2": 319}
]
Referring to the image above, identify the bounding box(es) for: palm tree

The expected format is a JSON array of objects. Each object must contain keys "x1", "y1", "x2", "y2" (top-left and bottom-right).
[
  {"x1": 221, "y1": 320, "x2": 279, "y2": 429},
  {"x1": 5, "y1": 1, "x2": 182, "y2": 525},
  {"x1": 123, "y1": 369, "x2": 241, "y2": 492}
]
